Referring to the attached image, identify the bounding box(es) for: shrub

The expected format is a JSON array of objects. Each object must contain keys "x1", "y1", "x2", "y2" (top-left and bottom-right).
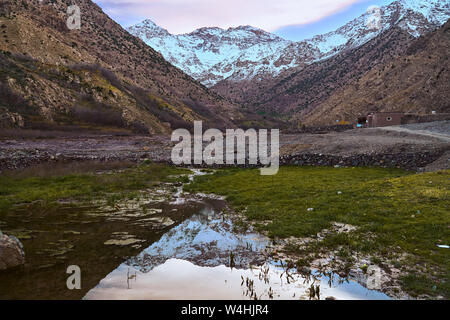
[
  {"x1": 72, "y1": 96, "x2": 125, "y2": 128},
  {"x1": 69, "y1": 63, "x2": 124, "y2": 90},
  {"x1": 0, "y1": 82, "x2": 30, "y2": 114}
]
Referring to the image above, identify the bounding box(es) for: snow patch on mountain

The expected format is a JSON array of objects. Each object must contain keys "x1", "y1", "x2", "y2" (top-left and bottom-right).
[{"x1": 128, "y1": 0, "x2": 450, "y2": 87}]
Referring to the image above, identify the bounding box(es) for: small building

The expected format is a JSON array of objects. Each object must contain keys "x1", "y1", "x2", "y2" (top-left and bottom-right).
[
  {"x1": 366, "y1": 112, "x2": 404, "y2": 128},
  {"x1": 357, "y1": 112, "x2": 450, "y2": 128}
]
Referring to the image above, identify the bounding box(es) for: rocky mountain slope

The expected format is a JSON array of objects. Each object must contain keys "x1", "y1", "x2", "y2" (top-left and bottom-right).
[
  {"x1": 222, "y1": 18, "x2": 449, "y2": 127},
  {"x1": 0, "y1": 0, "x2": 241, "y2": 133},
  {"x1": 227, "y1": 24, "x2": 413, "y2": 119},
  {"x1": 128, "y1": 22, "x2": 293, "y2": 87},
  {"x1": 211, "y1": 1, "x2": 450, "y2": 126},
  {"x1": 129, "y1": 0, "x2": 450, "y2": 89},
  {"x1": 296, "y1": 19, "x2": 450, "y2": 126}
]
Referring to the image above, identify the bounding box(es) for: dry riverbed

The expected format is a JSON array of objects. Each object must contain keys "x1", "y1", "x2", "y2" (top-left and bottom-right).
[{"x1": 1, "y1": 122, "x2": 449, "y2": 172}]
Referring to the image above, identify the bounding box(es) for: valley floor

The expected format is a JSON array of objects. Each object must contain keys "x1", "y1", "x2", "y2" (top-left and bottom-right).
[
  {"x1": 0, "y1": 121, "x2": 449, "y2": 172},
  {"x1": 0, "y1": 122, "x2": 449, "y2": 299}
]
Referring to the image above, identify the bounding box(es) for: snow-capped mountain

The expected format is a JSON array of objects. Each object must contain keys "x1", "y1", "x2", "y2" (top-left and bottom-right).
[
  {"x1": 128, "y1": 21, "x2": 292, "y2": 86},
  {"x1": 128, "y1": 0, "x2": 450, "y2": 87},
  {"x1": 302, "y1": 0, "x2": 450, "y2": 61}
]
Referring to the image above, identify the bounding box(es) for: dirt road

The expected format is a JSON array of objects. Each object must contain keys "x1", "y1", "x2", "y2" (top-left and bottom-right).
[{"x1": 373, "y1": 121, "x2": 450, "y2": 142}]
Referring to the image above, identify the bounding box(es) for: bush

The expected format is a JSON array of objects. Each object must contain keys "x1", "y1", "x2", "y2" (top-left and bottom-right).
[
  {"x1": 127, "y1": 84, "x2": 192, "y2": 130},
  {"x1": 0, "y1": 82, "x2": 30, "y2": 114},
  {"x1": 72, "y1": 96, "x2": 125, "y2": 128},
  {"x1": 69, "y1": 63, "x2": 124, "y2": 91}
]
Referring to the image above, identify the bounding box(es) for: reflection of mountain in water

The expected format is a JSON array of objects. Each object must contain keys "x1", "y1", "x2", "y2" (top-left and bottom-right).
[
  {"x1": 84, "y1": 198, "x2": 391, "y2": 300},
  {"x1": 127, "y1": 205, "x2": 269, "y2": 271}
]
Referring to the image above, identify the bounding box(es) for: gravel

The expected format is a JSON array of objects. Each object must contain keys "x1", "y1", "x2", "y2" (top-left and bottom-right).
[{"x1": 1, "y1": 122, "x2": 449, "y2": 172}]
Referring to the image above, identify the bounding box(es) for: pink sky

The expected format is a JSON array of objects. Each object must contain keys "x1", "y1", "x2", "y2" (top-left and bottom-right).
[{"x1": 96, "y1": 0, "x2": 366, "y2": 33}]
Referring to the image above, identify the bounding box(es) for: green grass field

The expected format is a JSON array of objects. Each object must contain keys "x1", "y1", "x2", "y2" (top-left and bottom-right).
[
  {"x1": 0, "y1": 162, "x2": 189, "y2": 214},
  {"x1": 1, "y1": 164, "x2": 448, "y2": 298},
  {"x1": 185, "y1": 167, "x2": 450, "y2": 298}
]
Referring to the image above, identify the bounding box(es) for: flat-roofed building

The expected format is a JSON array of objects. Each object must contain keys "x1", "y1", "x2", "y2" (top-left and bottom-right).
[{"x1": 367, "y1": 112, "x2": 404, "y2": 128}]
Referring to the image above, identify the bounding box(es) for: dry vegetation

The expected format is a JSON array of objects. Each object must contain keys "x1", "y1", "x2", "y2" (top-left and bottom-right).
[{"x1": 0, "y1": 0, "x2": 242, "y2": 133}]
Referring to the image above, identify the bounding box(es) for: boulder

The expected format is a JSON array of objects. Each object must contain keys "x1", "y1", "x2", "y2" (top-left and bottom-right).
[{"x1": 0, "y1": 233, "x2": 25, "y2": 270}]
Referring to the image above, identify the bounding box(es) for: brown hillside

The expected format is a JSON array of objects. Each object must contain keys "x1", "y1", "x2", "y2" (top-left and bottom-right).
[
  {"x1": 298, "y1": 19, "x2": 450, "y2": 125},
  {"x1": 213, "y1": 25, "x2": 415, "y2": 123},
  {"x1": 0, "y1": 0, "x2": 241, "y2": 133}
]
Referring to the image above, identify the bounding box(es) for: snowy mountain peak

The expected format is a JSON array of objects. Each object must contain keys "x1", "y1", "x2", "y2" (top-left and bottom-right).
[
  {"x1": 185, "y1": 25, "x2": 285, "y2": 44},
  {"x1": 140, "y1": 19, "x2": 160, "y2": 28},
  {"x1": 129, "y1": 19, "x2": 170, "y2": 37},
  {"x1": 189, "y1": 26, "x2": 223, "y2": 36},
  {"x1": 128, "y1": 0, "x2": 450, "y2": 87}
]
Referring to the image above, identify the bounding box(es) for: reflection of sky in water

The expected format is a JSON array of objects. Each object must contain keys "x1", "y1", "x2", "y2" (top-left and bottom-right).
[{"x1": 84, "y1": 202, "x2": 391, "y2": 300}]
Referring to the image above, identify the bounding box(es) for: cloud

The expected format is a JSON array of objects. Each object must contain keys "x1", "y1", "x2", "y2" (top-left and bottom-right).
[{"x1": 95, "y1": 0, "x2": 365, "y2": 33}]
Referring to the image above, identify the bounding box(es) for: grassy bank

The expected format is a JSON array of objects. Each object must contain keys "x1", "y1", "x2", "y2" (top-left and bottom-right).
[
  {"x1": 185, "y1": 167, "x2": 450, "y2": 298},
  {"x1": 0, "y1": 162, "x2": 189, "y2": 214}
]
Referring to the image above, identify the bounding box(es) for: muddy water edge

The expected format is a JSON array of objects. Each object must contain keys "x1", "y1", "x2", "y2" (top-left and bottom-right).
[
  {"x1": 0, "y1": 168, "x2": 391, "y2": 300},
  {"x1": 0, "y1": 169, "x2": 220, "y2": 299}
]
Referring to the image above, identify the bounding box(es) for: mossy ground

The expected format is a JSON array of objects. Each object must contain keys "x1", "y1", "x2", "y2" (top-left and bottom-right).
[
  {"x1": 185, "y1": 167, "x2": 450, "y2": 298},
  {"x1": 0, "y1": 162, "x2": 189, "y2": 214}
]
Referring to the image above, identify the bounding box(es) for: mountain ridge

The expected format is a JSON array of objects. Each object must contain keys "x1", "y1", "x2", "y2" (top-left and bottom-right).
[
  {"x1": 295, "y1": 18, "x2": 450, "y2": 126},
  {"x1": 128, "y1": 0, "x2": 450, "y2": 88}
]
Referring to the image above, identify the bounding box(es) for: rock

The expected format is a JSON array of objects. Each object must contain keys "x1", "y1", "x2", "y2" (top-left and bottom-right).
[{"x1": 0, "y1": 234, "x2": 26, "y2": 270}]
